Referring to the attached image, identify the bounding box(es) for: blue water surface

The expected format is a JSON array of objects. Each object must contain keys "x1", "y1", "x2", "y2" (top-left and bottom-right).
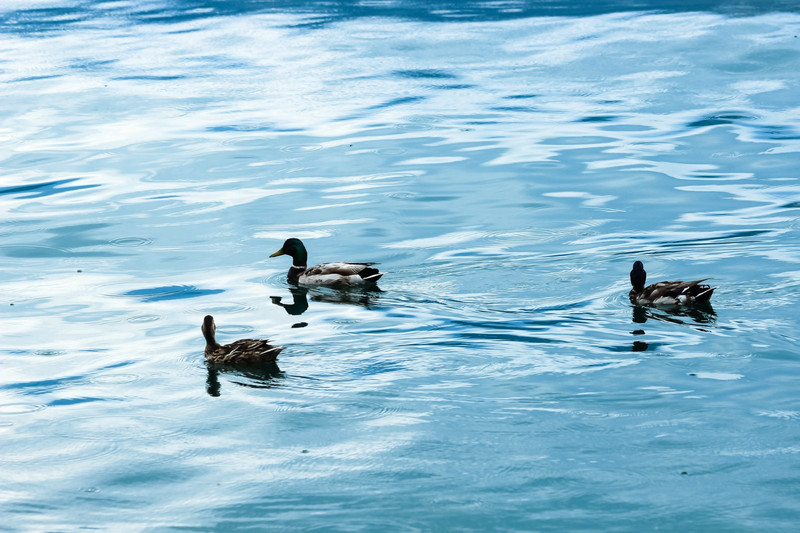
[{"x1": 1, "y1": 0, "x2": 800, "y2": 530}]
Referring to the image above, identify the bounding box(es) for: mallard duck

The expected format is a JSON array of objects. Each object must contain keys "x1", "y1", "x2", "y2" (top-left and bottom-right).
[
  {"x1": 629, "y1": 261, "x2": 715, "y2": 306},
  {"x1": 201, "y1": 315, "x2": 283, "y2": 365},
  {"x1": 269, "y1": 237, "x2": 383, "y2": 287}
]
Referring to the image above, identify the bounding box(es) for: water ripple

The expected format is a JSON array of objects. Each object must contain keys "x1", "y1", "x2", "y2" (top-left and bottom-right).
[{"x1": 109, "y1": 237, "x2": 152, "y2": 247}]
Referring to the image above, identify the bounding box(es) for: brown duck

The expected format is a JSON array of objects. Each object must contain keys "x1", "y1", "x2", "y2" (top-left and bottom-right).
[{"x1": 201, "y1": 315, "x2": 283, "y2": 365}]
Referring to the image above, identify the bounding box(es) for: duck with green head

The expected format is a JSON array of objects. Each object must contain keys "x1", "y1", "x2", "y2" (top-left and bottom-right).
[
  {"x1": 629, "y1": 261, "x2": 715, "y2": 306},
  {"x1": 269, "y1": 237, "x2": 383, "y2": 287}
]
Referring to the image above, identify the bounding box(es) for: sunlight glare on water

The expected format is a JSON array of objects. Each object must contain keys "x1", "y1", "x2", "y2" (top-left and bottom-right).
[{"x1": 1, "y1": 1, "x2": 800, "y2": 530}]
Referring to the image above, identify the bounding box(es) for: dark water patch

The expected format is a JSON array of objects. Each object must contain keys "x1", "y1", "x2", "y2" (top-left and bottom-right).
[
  {"x1": 209, "y1": 123, "x2": 277, "y2": 132},
  {"x1": 466, "y1": 119, "x2": 503, "y2": 125},
  {"x1": 48, "y1": 397, "x2": 107, "y2": 407},
  {"x1": 209, "y1": 123, "x2": 303, "y2": 133},
  {"x1": 447, "y1": 318, "x2": 573, "y2": 344},
  {"x1": 0, "y1": 178, "x2": 100, "y2": 199},
  {"x1": 166, "y1": 26, "x2": 206, "y2": 35},
  {"x1": 690, "y1": 173, "x2": 749, "y2": 180},
  {"x1": 394, "y1": 69, "x2": 457, "y2": 80},
  {"x1": 431, "y1": 84, "x2": 476, "y2": 90},
  {"x1": 388, "y1": 192, "x2": 459, "y2": 202},
  {"x1": 6, "y1": 349, "x2": 66, "y2": 357},
  {"x1": 577, "y1": 115, "x2": 620, "y2": 123},
  {"x1": 70, "y1": 58, "x2": 118, "y2": 71},
  {"x1": 0, "y1": 374, "x2": 86, "y2": 394},
  {"x1": 10, "y1": 74, "x2": 63, "y2": 83},
  {"x1": 687, "y1": 112, "x2": 759, "y2": 128},
  {"x1": 122, "y1": 285, "x2": 224, "y2": 302},
  {"x1": 112, "y1": 75, "x2": 186, "y2": 81},
  {"x1": 3, "y1": 1, "x2": 800, "y2": 35},
  {"x1": 658, "y1": 229, "x2": 775, "y2": 247},
  {"x1": 756, "y1": 125, "x2": 800, "y2": 141},
  {"x1": 491, "y1": 105, "x2": 539, "y2": 113},
  {"x1": 41, "y1": 223, "x2": 116, "y2": 253},
  {"x1": 367, "y1": 96, "x2": 427, "y2": 110},
  {"x1": 504, "y1": 93, "x2": 539, "y2": 100},
  {"x1": 458, "y1": 329, "x2": 566, "y2": 344},
  {"x1": 531, "y1": 300, "x2": 597, "y2": 314},
  {"x1": 450, "y1": 316, "x2": 584, "y2": 332}
]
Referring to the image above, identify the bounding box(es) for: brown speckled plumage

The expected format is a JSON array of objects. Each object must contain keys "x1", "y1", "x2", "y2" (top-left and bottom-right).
[{"x1": 202, "y1": 315, "x2": 282, "y2": 365}]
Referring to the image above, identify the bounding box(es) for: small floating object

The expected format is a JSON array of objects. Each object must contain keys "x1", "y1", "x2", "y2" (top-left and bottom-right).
[
  {"x1": 629, "y1": 261, "x2": 715, "y2": 306},
  {"x1": 201, "y1": 315, "x2": 282, "y2": 365},
  {"x1": 269, "y1": 237, "x2": 383, "y2": 287}
]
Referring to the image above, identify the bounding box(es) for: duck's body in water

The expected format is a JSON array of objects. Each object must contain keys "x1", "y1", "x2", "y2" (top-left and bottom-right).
[
  {"x1": 201, "y1": 315, "x2": 283, "y2": 365},
  {"x1": 269, "y1": 238, "x2": 383, "y2": 287},
  {"x1": 629, "y1": 261, "x2": 715, "y2": 306}
]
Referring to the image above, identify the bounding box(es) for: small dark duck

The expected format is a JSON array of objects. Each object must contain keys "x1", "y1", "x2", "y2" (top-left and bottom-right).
[
  {"x1": 201, "y1": 315, "x2": 283, "y2": 365},
  {"x1": 269, "y1": 237, "x2": 383, "y2": 287},
  {"x1": 629, "y1": 261, "x2": 715, "y2": 306}
]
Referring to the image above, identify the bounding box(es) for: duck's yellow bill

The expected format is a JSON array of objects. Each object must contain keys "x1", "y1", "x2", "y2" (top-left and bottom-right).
[{"x1": 269, "y1": 249, "x2": 285, "y2": 258}]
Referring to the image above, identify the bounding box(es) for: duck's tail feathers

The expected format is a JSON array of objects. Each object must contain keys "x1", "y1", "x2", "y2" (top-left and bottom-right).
[
  {"x1": 360, "y1": 267, "x2": 383, "y2": 283},
  {"x1": 695, "y1": 286, "x2": 716, "y2": 301}
]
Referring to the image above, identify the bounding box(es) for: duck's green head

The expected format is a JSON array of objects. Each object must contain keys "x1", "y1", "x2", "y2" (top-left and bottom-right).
[{"x1": 270, "y1": 238, "x2": 308, "y2": 266}]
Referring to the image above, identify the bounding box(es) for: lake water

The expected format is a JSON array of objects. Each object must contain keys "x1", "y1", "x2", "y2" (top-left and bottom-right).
[{"x1": 2, "y1": 1, "x2": 800, "y2": 530}]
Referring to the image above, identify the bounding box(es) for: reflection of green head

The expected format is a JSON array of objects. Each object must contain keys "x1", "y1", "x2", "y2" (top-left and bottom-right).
[{"x1": 270, "y1": 238, "x2": 308, "y2": 267}]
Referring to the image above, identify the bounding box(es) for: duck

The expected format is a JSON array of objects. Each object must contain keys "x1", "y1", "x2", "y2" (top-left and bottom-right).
[
  {"x1": 269, "y1": 237, "x2": 383, "y2": 287},
  {"x1": 201, "y1": 315, "x2": 283, "y2": 365},
  {"x1": 629, "y1": 261, "x2": 715, "y2": 306}
]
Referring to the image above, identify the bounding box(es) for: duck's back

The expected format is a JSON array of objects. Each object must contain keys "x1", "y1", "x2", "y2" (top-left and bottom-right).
[
  {"x1": 631, "y1": 279, "x2": 714, "y2": 305},
  {"x1": 300, "y1": 262, "x2": 382, "y2": 285},
  {"x1": 206, "y1": 339, "x2": 283, "y2": 365}
]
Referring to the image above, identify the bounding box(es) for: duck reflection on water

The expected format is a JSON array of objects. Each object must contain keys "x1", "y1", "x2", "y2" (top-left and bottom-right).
[
  {"x1": 270, "y1": 287, "x2": 310, "y2": 316},
  {"x1": 270, "y1": 285, "x2": 382, "y2": 317},
  {"x1": 205, "y1": 361, "x2": 284, "y2": 397},
  {"x1": 629, "y1": 302, "x2": 716, "y2": 352},
  {"x1": 632, "y1": 301, "x2": 716, "y2": 327}
]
